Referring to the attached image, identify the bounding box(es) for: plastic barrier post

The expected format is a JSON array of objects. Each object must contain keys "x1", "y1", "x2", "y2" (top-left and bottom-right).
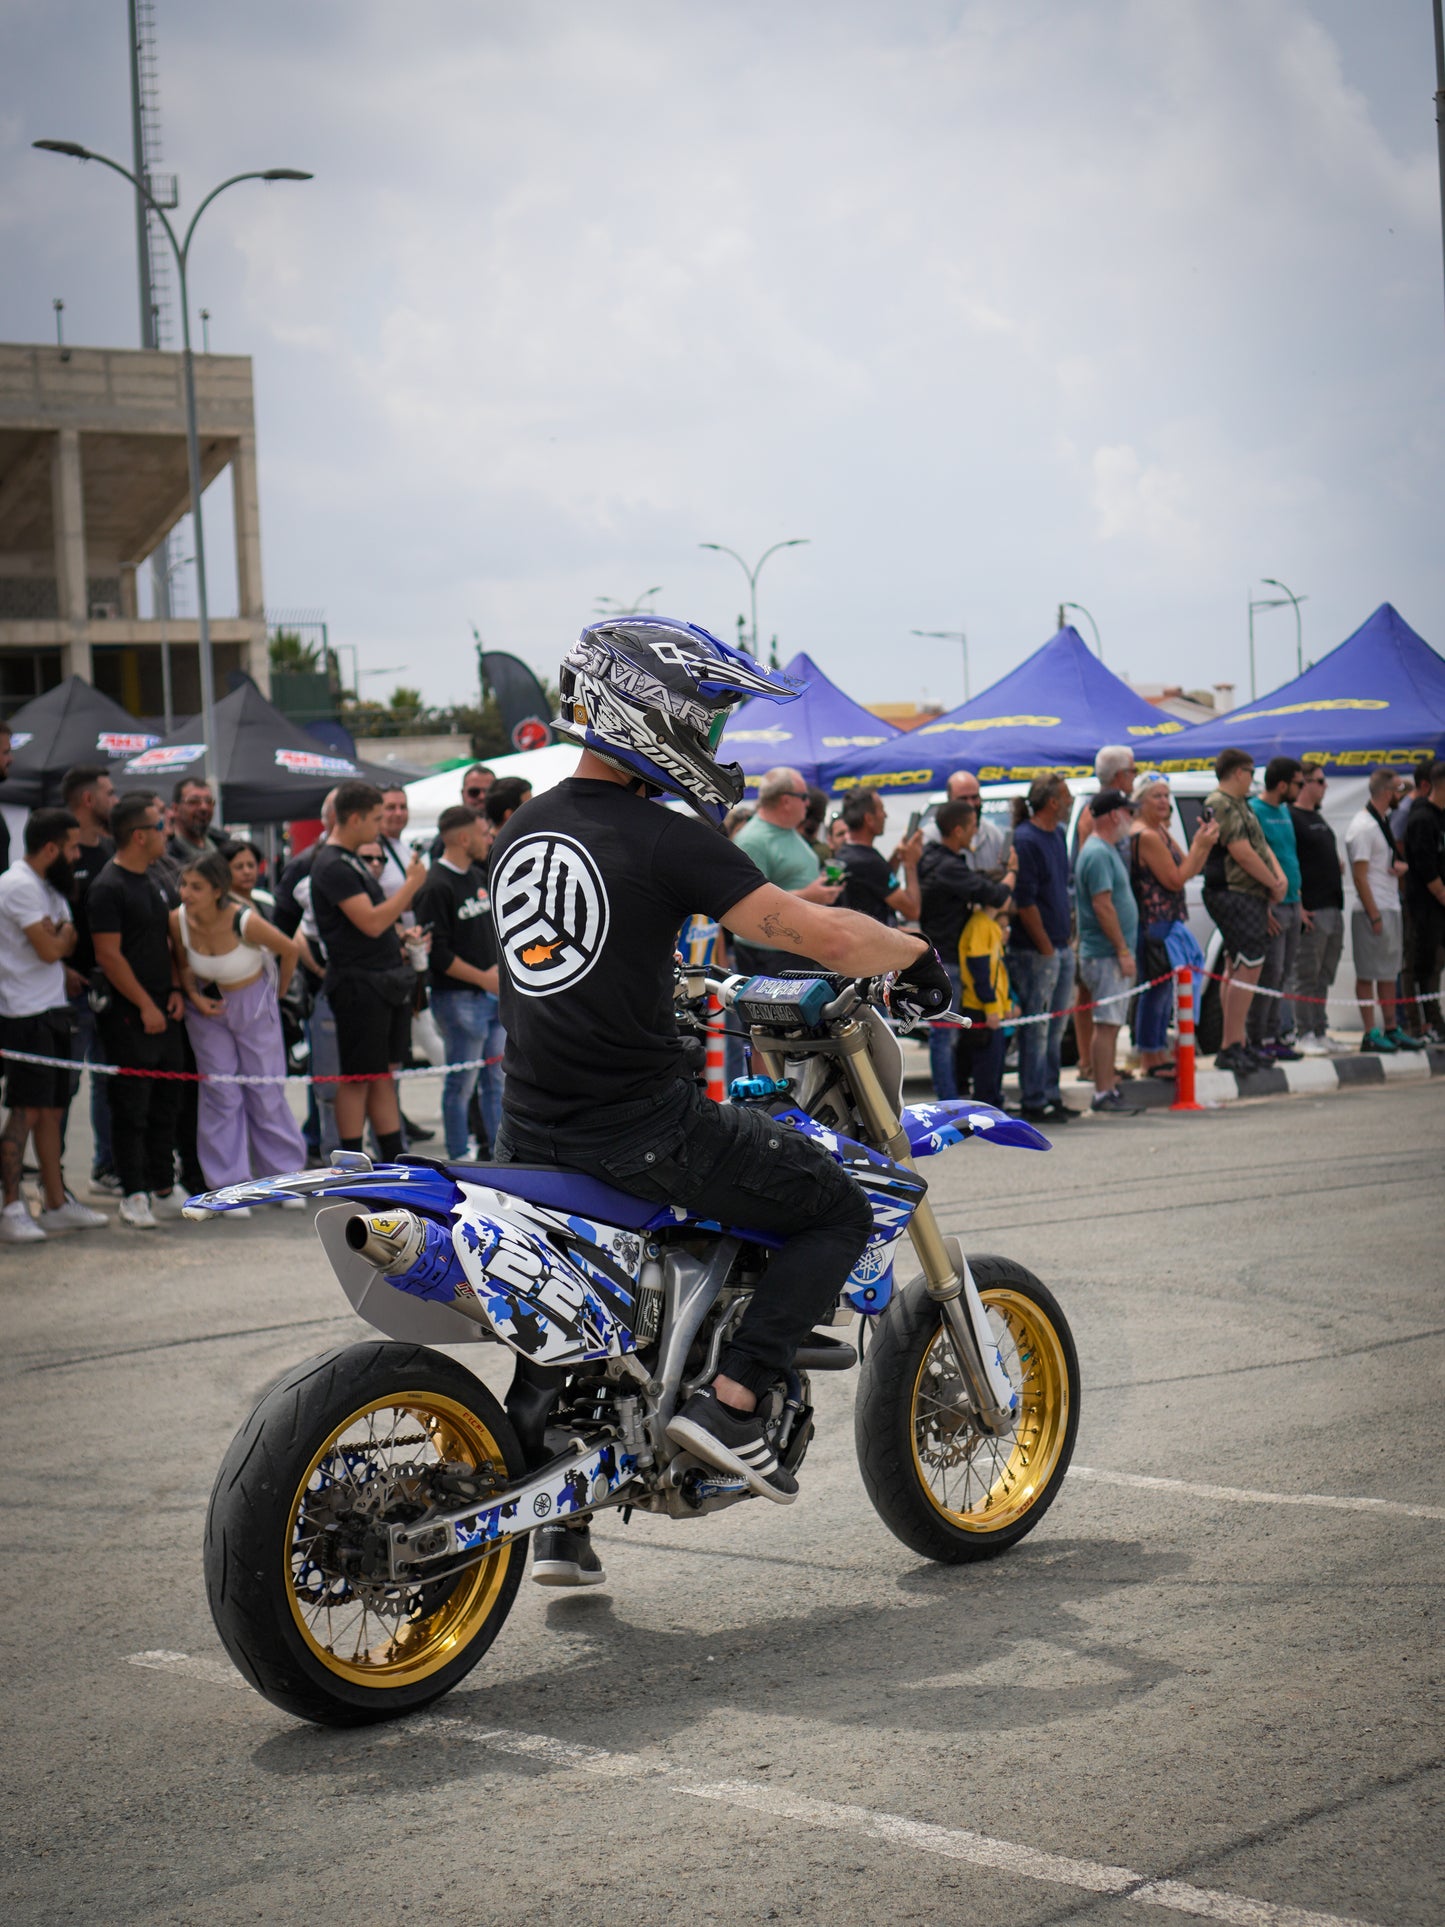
[
  {"x1": 706, "y1": 994, "x2": 727, "y2": 1104},
  {"x1": 1171, "y1": 965, "x2": 1202, "y2": 1112}
]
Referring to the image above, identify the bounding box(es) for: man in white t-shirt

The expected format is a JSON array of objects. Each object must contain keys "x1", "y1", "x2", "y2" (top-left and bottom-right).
[
  {"x1": 0, "y1": 808, "x2": 108, "y2": 1241},
  {"x1": 1345, "y1": 766, "x2": 1410, "y2": 1052}
]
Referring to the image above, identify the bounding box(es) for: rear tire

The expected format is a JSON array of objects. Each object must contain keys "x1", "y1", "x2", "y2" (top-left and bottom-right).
[
  {"x1": 205, "y1": 1342, "x2": 525, "y2": 1727},
  {"x1": 855, "y1": 1259, "x2": 1079, "y2": 1563}
]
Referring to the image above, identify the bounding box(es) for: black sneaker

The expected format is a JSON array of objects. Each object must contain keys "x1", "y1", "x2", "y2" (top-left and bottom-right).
[
  {"x1": 666, "y1": 1388, "x2": 799, "y2": 1505},
  {"x1": 1040, "y1": 1100, "x2": 1077, "y2": 1124},
  {"x1": 531, "y1": 1522, "x2": 606, "y2": 1588},
  {"x1": 1214, "y1": 1043, "x2": 1254, "y2": 1074},
  {"x1": 1089, "y1": 1088, "x2": 1140, "y2": 1115},
  {"x1": 401, "y1": 1112, "x2": 436, "y2": 1143}
]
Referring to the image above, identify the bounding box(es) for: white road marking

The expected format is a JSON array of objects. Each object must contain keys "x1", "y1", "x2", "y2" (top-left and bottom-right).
[
  {"x1": 128, "y1": 1648, "x2": 251, "y2": 1690},
  {"x1": 1070, "y1": 1466, "x2": 1445, "y2": 1521},
  {"x1": 126, "y1": 1656, "x2": 1380, "y2": 1926}
]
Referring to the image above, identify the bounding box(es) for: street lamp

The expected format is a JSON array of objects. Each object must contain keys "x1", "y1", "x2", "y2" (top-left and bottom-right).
[
  {"x1": 594, "y1": 587, "x2": 663, "y2": 617},
  {"x1": 1260, "y1": 578, "x2": 1304, "y2": 677},
  {"x1": 1247, "y1": 580, "x2": 1308, "y2": 697},
  {"x1": 911, "y1": 628, "x2": 970, "y2": 701},
  {"x1": 155, "y1": 550, "x2": 194, "y2": 733},
  {"x1": 34, "y1": 139, "x2": 312, "y2": 814},
  {"x1": 698, "y1": 538, "x2": 809, "y2": 657},
  {"x1": 1059, "y1": 601, "x2": 1103, "y2": 660}
]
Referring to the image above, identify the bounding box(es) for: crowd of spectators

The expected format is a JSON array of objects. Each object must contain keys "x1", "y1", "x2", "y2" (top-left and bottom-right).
[
  {"x1": 2, "y1": 733, "x2": 1442, "y2": 1238},
  {"x1": 0, "y1": 755, "x2": 523, "y2": 1242}
]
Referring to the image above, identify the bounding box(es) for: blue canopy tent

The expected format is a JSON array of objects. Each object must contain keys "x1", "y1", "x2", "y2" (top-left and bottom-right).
[
  {"x1": 720, "y1": 649, "x2": 899, "y2": 792},
  {"x1": 823, "y1": 626, "x2": 1182, "y2": 793},
  {"x1": 1157, "y1": 603, "x2": 1445, "y2": 774}
]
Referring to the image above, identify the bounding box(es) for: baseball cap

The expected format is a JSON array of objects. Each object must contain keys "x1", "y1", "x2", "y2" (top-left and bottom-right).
[{"x1": 1091, "y1": 788, "x2": 1135, "y2": 818}]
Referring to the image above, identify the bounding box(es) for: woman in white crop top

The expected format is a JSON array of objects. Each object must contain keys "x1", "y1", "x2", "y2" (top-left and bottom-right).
[{"x1": 168, "y1": 852, "x2": 307, "y2": 1199}]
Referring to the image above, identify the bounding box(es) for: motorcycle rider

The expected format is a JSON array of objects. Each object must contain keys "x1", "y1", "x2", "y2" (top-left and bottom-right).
[{"x1": 489, "y1": 617, "x2": 951, "y2": 1587}]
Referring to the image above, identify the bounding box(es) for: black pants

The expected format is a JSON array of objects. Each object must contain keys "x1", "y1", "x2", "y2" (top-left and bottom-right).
[
  {"x1": 98, "y1": 1011, "x2": 184, "y2": 1197},
  {"x1": 1411, "y1": 900, "x2": 1445, "y2": 1034},
  {"x1": 494, "y1": 1079, "x2": 873, "y2": 1400}
]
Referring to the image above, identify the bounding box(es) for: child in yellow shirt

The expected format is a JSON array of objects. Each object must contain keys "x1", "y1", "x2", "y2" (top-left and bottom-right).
[{"x1": 956, "y1": 882, "x2": 1015, "y2": 1107}]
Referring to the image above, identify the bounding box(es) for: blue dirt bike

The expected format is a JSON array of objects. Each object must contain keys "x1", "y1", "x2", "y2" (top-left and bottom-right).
[{"x1": 200, "y1": 968, "x2": 1079, "y2": 1727}]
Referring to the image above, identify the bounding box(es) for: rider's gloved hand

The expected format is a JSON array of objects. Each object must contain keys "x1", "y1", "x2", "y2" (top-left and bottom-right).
[{"x1": 893, "y1": 945, "x2": 953, "y2": 1017}]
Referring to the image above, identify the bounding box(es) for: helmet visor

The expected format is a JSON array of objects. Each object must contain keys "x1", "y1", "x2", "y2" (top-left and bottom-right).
[{"x1": 707, "y1": 710, "x2": 732, "y2": 751}]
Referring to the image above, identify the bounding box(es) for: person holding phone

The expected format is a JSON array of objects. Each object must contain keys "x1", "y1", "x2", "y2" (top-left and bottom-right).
[{"x1": 836, "y1": 791, "x2": 923, "y2": 924}]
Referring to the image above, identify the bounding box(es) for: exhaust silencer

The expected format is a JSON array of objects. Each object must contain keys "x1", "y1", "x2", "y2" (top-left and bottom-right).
[{"x1": 344, "y1": 1209, "x2": 478, "y2": 1311}]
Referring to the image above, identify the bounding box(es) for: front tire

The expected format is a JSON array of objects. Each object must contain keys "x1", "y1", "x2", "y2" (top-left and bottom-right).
[
  {"x1": 855, "y1": 1258, "x2": 1079, "y2": 1563},
  {"x1": 205, "y1": 1342, "x2": 526, "y2": 1726}
]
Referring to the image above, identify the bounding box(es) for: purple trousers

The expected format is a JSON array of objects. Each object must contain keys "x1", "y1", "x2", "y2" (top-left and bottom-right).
[{"x1": 184, "y1": 973, "x2": 308, "y2": 1189}]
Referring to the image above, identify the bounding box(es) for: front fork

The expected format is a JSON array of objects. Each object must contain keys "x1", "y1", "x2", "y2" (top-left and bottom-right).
[{"x1": 831, "y1": 1021, "x2": 1018, "y2": 1435}]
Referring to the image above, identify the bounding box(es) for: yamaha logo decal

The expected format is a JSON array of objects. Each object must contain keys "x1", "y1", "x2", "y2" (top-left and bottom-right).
[
  {"x1": 533, "y1": 1492, "x2": 552, "y2": 1518},
  {"x1": 492, "y1": 833, "x2": 611, "y2": 998}
]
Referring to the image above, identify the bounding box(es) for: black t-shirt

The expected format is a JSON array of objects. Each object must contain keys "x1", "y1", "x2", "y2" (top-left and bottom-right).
[
  {"x1": 838, "y1": 841, "x2": 896, "y2": 924},
  {"x1": 86, "y1": 857, "x2": 175, "y2": 1013},
  {"x1": 69, "y1": 833, "x2": 117, "y2": 979},
  {"x1": 311, "y1": 844, "x2": 403, "y2": 979},
  {"x1": 417, "y1": 860, "x2": 496, "y2": 991},
  {"x1": 1288, "y1": 806, "x2": 1344, "y2": 912},
  {"x1": 273, "y1": 844, "x2": 319, "y2": 938},
  {"x1": 1403, "y1": 797, "x2": 1445, "y2": 911},
  {"x1": 0, "y1": 807, "x2": 9, "y2": 874},
  {"x1": 491, "y1": 779, "x2": 763, "y2": 1125}
]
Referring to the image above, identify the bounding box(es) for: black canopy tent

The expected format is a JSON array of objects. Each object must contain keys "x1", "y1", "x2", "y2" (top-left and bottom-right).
[
  {"x1": 0, "y1": 677, "x2": 163, "y2": 807},
  {"x1": 119, "y1": 679, "x2": 401, "y2": 823}
]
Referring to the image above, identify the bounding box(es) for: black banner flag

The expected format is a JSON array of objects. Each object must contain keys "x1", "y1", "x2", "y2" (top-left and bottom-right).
[{"x1": 479, "y1": 650, "x2": 553, "y2": 752}]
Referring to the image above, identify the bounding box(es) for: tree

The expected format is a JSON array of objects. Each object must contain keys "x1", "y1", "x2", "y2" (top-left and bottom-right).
[{"x1": 269, "y1": 629, "x2": 320, "y2": 674}]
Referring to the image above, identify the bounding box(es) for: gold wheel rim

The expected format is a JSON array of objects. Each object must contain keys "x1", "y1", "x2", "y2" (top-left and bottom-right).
[
  {"x1": 285, "y1": 1391, "x2": 513, "y2": 1688},
  {"x1": 909, "y1": 1287, "x2": 1070, "y2": 1532}
]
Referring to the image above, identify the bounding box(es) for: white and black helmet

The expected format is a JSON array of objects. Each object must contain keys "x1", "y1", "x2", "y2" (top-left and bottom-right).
[{"x1": 554, "y1": 616, "x2": 803, "y2": 825}]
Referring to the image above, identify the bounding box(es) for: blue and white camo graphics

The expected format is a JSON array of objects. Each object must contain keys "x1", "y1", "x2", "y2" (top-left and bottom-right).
[
  {"x1": 450, "y1": 1181, "x2": 644, "y2": 1366},
  {"x1": 451, "y1": 1441, "x2": 638, "y2": 1553},
  {"x1": 901, "y1": 1099, "x2": 1052, "y2": 1156},
  {"x1": 770, "y1": 1109, "x2": 927, "y2": 1314}
]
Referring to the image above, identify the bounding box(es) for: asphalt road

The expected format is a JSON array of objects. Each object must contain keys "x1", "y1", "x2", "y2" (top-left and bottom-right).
[{"x1": 3, "y1": 1077, "x2": 1442, "y2": 1926}]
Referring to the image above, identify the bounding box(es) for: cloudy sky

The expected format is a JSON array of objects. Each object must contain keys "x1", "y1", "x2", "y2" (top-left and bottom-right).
[{"x1": 2, "y1": 0, "x2": 1441, "y2": 714}]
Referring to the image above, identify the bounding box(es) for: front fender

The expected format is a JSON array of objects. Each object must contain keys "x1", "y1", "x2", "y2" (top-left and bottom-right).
[{"x1": 901, "y1": 1100, "x2": 1051, "y2": 1155}]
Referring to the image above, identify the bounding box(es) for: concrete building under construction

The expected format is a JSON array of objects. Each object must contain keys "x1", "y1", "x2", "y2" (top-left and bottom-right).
[{"x1": 0, "y1": 340, "x2": 270, "y2": 721}]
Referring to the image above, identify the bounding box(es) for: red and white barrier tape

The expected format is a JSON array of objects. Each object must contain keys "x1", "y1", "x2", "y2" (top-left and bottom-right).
[{"x1": 0, "y1": 1049, "x2": 503, "y2": 1087}]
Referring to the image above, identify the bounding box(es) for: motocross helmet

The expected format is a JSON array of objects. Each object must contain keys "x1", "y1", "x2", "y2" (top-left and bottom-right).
[{"x1": 553, "y1": 616, "x2": 805, "y2": 825}]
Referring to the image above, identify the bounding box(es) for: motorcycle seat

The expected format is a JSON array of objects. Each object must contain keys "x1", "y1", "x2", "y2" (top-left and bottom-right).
[{"x1": 443, "y1": 1162, "x2": 664, "y2": 1231}]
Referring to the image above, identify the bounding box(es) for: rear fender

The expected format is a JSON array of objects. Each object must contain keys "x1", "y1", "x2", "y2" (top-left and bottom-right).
[{"x1": 185, "y1": 1160, "x2": 463, "y2": 1216}]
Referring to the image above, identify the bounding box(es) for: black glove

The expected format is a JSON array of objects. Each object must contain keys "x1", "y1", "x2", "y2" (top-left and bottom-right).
[{"x1": 893, "y1": 945, "x2": 953, "y2": 1017}]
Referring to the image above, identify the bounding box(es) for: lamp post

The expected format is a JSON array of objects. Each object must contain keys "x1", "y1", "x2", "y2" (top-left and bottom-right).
[
  {"x1": 33, "y1": 139, "x2": 311, "y2": 814},
  {"x1": 911, "y1": 628, "x2": 970, "y2": 701},
  {"x1": 698, "y1": 538, "x2": 809, "y2": 657},
  {"x1": 1059, "y1": 600, "x2": 1103, "y2": 660},
  {"x1": 1260, "y1": 578, "x2": 1304, "y2": 677},
  {"x1": 594, "y1": 587, "x2": 662, "y2": 617},
  {"x1": 1247, "y1": 581, "x2": 1308, "y2": 697},
  {"x1": 156, "y1": 549, "x2": 194, "y2": 733}
]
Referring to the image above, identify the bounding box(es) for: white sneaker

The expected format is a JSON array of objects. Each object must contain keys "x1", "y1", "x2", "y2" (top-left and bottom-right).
[
  {"x1": 1295, "y1": 1036, "x2": 1329, "y2": 1056},
  {"x1": 0, "y1": 1200, "x2": 46, "y2": 1243},
  {"x1": 150, "y1": 1190, "x2": 187, "y2": 1221},
  {"x1": 1322, "y1": 1035, "x2": 1353, "y2": 1055},
  {"x1": 119, "y1": 1192, "x2": 158, "y2": 1229},
  {"x1": 38, "y1": 1197, "x2": 110, "y2": 1232},
  {"x1": 223, "y1": 1205, "x2": 252, "y2": 1220}
]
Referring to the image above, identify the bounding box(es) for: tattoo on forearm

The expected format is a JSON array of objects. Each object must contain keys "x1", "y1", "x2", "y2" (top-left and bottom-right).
[{"x1": 760, "y1": 911, "x2": 803, "y2": 942}]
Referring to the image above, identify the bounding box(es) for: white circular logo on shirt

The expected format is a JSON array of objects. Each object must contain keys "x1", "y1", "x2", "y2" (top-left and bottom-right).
[{"x1": 492, "y1": 833, "x2": 611, "y2": 997}]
